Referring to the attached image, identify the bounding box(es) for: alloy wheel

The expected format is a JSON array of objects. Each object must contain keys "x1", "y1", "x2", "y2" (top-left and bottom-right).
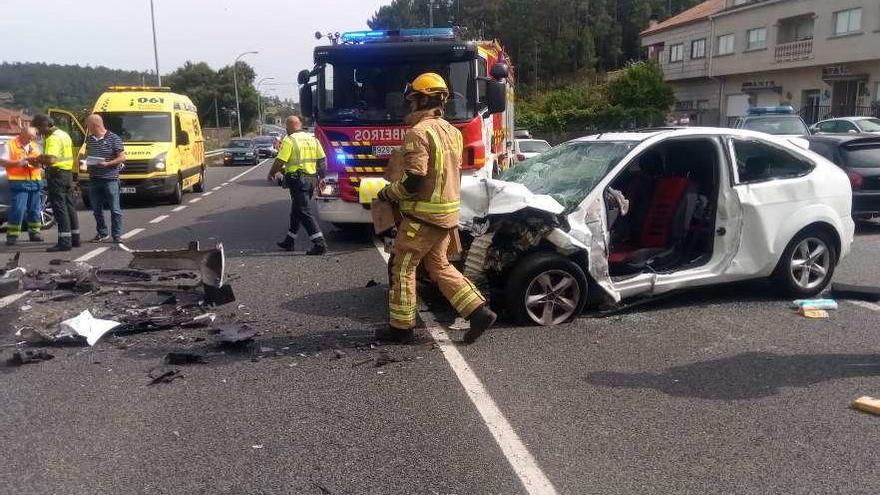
[
  {"x1": 524, "y1": 269, "x2": 581, "y2": 326},
  {"x1": 789, "y1": 236, "x2": 831, "y2": 290}
]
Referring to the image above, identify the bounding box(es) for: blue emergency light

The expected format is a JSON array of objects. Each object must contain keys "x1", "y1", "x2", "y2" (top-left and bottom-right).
[
  {"x1": 340, "y1": 28, "x2": 455, "y2": 44},
  {"x1": 747, "y1": 105, "x2": 796, "y2": 115}
]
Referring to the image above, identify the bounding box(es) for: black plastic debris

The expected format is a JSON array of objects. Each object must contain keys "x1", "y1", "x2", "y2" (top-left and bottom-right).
[
  {"x1": 0, "y1": 277, "x2": 20, "y2": 297},
  {"x1": 139, "y1": 291, "x2": 178, "y2": 307},
  {"x1": 365, "y1": 279, "x2": 379, "y2": 288},
  {"x1": 213, "y1": 324, "x2": 256, "y2": 345},
  {"x1": 831, "y1": 283, "x2": 880, "y2": 303},
  {"x1": 7, "y1": 350, "x2": 55, "y2": 366},
  {"x1": 164, "y1": 352, "x2": 206, "y2": 365},
  {"x1": 204, "y1": 284, "x2": 236, "y2": 306},
  {"x1": 148, "y1": 367, "x2": 183, "y2": 386},
  {"x1": 48, "y1": 259, "x2": 67, "y2": 266}
]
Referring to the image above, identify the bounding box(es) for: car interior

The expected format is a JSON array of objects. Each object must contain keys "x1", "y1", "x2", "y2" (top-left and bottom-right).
[{"x1": 604, "y1": 138, "x2": 720, "y2": 278}]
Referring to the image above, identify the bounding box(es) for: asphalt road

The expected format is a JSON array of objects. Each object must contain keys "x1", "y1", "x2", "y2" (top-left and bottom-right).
[{"x1": 1, "y1": 159, "x2": 879, "y2": 494}]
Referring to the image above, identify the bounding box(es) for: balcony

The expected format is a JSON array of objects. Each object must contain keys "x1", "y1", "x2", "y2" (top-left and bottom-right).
[{"x1": 775, "y1": 39, "x2": 813, "y2": 62}]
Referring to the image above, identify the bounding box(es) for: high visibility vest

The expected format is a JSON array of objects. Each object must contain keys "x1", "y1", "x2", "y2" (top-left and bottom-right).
[
  {"x1": 43, "y1": 128, "x2": 74, "y2": 171},
  {"x1": 278, "y1": 131, "x2": 325, "y2": 175},
  {"x1": 5, "y1": 137, "x2": 41, "y2": 181},
  {"x1": 397, "y1": 116, "x2": 463, "y2": 229}
]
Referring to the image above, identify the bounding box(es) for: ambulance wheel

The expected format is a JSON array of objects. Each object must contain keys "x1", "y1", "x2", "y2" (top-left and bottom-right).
[
  {"x1": 193, "y1": 166, "x2": 206, "y2": 193},
  {"x1": 506, "y1": 252, "x2": 588, "y2": 326},
  {"x1": 169, "y1": 176, "x2": 183, "y2": 205}
]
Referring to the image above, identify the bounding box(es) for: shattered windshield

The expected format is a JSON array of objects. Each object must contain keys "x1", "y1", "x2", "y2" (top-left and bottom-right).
[{"x1": 500, "y1": 141, "x2": 637, "y2": 211}]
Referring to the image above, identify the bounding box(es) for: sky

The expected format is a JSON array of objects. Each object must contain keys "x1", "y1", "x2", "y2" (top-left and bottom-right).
[{"x1": 0, "y1": 0, "x2": 388, "y2": 100}]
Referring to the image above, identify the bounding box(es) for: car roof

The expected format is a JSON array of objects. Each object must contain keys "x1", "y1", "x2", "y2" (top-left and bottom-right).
[
  {"x1": 806, "y1": 134, "x2": 880, "y2": 145},
  {"x1": 574, "y1": 126, "x2": 790, "y2": 143},
  {"x1": 818, "y1": 116, "x2": 878, "y2": 123}
]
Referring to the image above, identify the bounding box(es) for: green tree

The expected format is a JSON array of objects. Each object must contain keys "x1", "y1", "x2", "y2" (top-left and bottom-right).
[{"x1": 165, "y1": 61, "x2": 260, "y2": 132}]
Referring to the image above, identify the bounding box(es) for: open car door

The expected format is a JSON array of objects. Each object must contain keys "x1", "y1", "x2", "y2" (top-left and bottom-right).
[{"x1": 48, "y1": 108, "x2": 86, "y2": 149}]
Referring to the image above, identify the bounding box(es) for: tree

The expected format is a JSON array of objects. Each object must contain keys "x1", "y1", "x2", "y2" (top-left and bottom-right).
[
  {"x1": 606, "y1": 60, "x2": 673, "y2": 112},
  {"x1": 164, "y1": 61, "x2": 260, "y2": 132}
]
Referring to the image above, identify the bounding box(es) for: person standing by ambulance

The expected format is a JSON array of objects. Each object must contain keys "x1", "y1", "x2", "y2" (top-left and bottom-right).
[
  {"x1": 376, "y1": 73, "x2": 496, "y2": 343},
  {"x1": 0, "y1": 121, "x2": 44, "y2": 246},
  {"x1": 32, "y1": 114, "x2": 80, "y2": 252},
  {"x1": 267, "y1": 115, "x2": 327, "y2": 255},
  {"x1": 84, "y1": 114, "x2": 125, "y2": 243}
]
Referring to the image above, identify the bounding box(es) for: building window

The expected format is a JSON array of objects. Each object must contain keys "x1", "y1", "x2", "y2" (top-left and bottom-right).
[
  {"x1": 669, "y1": 43, "x2": 684, "y2": 62},
  {"x1": 833, "y1": 8, "x2": 862, "y2": 35},
  {"x1": 746, "y1": 27, "x2": 767, "y2": 50},
  {"x1": 717, "y1": 34, "x2": 735, "y2": 55},
  {"x1": 691, "y1": 39, "x2": 706, "y2": 59}
]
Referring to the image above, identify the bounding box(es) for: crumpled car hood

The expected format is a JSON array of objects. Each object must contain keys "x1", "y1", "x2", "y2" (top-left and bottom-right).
[{"x1": 460, "y1": 177, "x2": 565, "y2": 229}]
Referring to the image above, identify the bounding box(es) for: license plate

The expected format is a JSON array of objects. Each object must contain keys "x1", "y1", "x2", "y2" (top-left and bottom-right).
[
  {"x1": 372, "y1": 145, "x2": 398, "y2": 156},
  {"x1": 120, "y1": 187, "x2": 137, "y2": 194}
]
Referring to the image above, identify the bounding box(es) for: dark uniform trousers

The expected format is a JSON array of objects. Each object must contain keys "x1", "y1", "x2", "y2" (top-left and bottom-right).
[
  {"x1": 46, "y1": 168, "x2": 79, "y2": 237},
  {"x1": 284, "y1": 172, "x2": 323, "y2": 241}
]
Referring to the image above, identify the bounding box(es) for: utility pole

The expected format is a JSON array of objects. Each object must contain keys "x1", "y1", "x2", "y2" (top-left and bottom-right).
[
  {"x1": 233, "y1": 50, "x2": 258, "y2": 137},
  {"x1": 256, "y1": 77, "x2": 275, "y2": 135},
  {"x1": 534, "y1": 42, "x2": 539, "y2": 92},
  {"x1": 214, "y1": 94, "x2": 220, "y2": 129},
  {"x1": 149, "y1": 0, "x2": 161, "y2": 86},
  {"x1": 428, "y1": 0, "x2": 434, "y2": 28}
]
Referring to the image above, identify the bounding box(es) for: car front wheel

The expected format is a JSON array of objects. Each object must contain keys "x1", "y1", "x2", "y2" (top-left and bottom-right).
[
  {"x1": 506, "y1": 252, "x2": 588, "y2": 326},
  {"x1": 773, "y1": 229, "x2": 836, "y2": 297}
]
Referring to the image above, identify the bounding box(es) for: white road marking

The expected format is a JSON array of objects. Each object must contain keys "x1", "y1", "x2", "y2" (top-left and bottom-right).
[
  {"x1": 0, "y1": 291, "x2": 29, "y2": 309},
  {"x1": 202, "y1": 192, "x2": 213, "y2": 197},
  {"x1": 222, "y1": 182, "x2": 230, "y2": 186},
  {"x1": 189, "y1": 197, "x2": 202, "y2": 204},
  {"x1": 120, "y1": 228, "x2": 145, "y2": 240},
  {"x1": 229, "y1": 159, "x2": 270, "y2": 182},
  {"x1": 211, "y1": 186, "x2": 222, "y2": 191},
  {"x1": 848, "y1": 300, "x2": 880, "y2": 312},
  {"x1": 149, "y1": 215, "x2": 170, "y2": 224},
  {"x1": 172, "y1": 205, "x2": 188, "y2": 212},
  {"x1": 75, "y1": 247, "x2": 109, "y2": 262},
  {"x1": 371, "y1": 238, "x2": 559, "y2": 495}
]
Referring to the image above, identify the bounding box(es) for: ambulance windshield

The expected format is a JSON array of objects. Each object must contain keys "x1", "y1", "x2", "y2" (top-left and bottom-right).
[
  {"x1": 98, "y1": 112, "x2": 172, "y2": 143},
  {"x1": 317, "y1": 60, "x2": 474, "y2": 124}
]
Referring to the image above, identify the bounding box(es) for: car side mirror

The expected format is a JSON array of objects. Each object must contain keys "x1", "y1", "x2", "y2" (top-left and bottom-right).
[
  {"x1": 177, "y1": 130, "x2": 190, "y2": 146},
  {"x1": 490, "y1": 63, "x2": 509, "y2": 80},
  {"x1": 848, "y1": 129, "x2": 858, "y2": 134},
  {"x1": 486, "y1": 80, "x2": 506, "y2": 115}
]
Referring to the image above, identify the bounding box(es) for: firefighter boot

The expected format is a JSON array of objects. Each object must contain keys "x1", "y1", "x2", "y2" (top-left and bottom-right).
[
  {"x1": 277, "y1": 234, "x2": 296, "y2": 252},
  {"x1": 306, "y1": 241, "x2": 327, "y2": 256},
  {"x1": 463, "y1": 304, "x2": 497, "y2": 344},
  {"x1": 375, "y1": 325, "x2": 414, "y2": 344},
  {"x1": 46, "y1": 238, "x2": 72, "y2": 252}
]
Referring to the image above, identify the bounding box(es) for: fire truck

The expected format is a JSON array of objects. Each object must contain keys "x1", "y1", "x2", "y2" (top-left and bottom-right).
[{"x1": 297, "y1": 28, "x2": 514, "y2": 227}]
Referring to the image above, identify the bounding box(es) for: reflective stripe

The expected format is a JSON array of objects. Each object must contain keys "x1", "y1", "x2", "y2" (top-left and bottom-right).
[
  {"x1": 425, "y1": 128, "x2": 444, "y2": 204},
  {"x1": 398, "y1": 252, "x2": 413, "y2": 308},
  {"x1": 399, "y1": 200, "x2": 460, "y2": 214},
  {"x1": 454, "y1": 291, "x2": 480, "y2": 314},
  {"x1": 449, "y1": 284, "x2": 474, "y2": 309}
]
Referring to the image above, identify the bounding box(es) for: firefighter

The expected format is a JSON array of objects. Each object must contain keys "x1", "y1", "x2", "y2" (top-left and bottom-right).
[
  {"x1": 376, "y1": 73, "x2": 497, "y2": 343},
  {"x1": 0, "y1": 121, "x2": 44, "y2": 246},
  {"x1": 267, "y1": 115, "x2": 327, "y2": 255},
  {"x1": 32, "y1": 114, "x2": 80, "y2": 252}
]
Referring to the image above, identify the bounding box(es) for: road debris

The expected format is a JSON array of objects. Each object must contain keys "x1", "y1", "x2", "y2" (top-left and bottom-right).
[
  {"x1": 799, "y1": 308, "x2": 829, "y2": 319},
  {"x1": 148, "y1": 367, "x2": 183, "y2": 386},
  {"x1": 165, "y1": 352, "x2": 206, "y2": 365},
  {"x1": 853, "y1": 396, "x2": 880, "y2": 416},
  {"x1": 792, "y1": 299, "x2": 839, "y2": 310},
  {"x1": 213, "y1": 324, "x2": 256, "y2": 345},
  {"x1": 365, "y1": 279, "x2": 379, "y2": 288},
  {"x1": 60, "y1": 310, "x2": 122, "y2": 346},
  {"x1": 831, "y1": 283, "x2": 880, "y2": 303},
  {"x1": 6, "y1": 349, "x2": 54, "y2": 366}
]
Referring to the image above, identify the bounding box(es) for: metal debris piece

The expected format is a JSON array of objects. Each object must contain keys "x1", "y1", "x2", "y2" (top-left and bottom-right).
[
  {"x1": 0, "y1": 277, "x2": 21, "y2": 297},
  {"x1": 180, "y1": 313, "x2": 217, "y2": 328},
  {"x1": 204, "y1": 283, "x2": 235, "y2": 306},
  {"x1": 213, "y1": 324, "x2": 256, "y2": 345},
  {"x1": 6, "y1": 349, "x2": 54, "y2": 366},
  {"x1": 139, "y1": 291, "x2": 178, "y2": 307},
  {"x1": 148, "y1": 367, "x2": 183, "y2": 386},
  {"x1": 125, "y1": 241, "x2": 226, "y2": 288},
  {"x1": 1, "y1": 252, "x2": 20, "y2": 275},
  {"x1": 164, "y1": 352, "x2": 206, "y2": 365}
]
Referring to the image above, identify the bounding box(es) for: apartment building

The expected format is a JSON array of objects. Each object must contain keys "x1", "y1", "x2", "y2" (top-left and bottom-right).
[{"x1": 641, "y1": 0, "x2": 880, "y2": 126}]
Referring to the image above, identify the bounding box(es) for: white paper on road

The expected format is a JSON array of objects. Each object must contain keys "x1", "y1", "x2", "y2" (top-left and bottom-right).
[{"x1": 59, "y1": 310, "x2": 121, "y2": 346}]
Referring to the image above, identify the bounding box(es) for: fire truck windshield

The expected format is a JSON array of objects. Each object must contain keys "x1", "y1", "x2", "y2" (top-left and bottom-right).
[{"x1": 317, "y1": 60, "x2": 474, "y2": 124}]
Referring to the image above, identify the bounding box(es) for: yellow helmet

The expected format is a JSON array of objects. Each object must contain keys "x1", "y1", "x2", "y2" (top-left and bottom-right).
[{"x1": 404, "y1": 72, "x2": 449, "y2": 100}]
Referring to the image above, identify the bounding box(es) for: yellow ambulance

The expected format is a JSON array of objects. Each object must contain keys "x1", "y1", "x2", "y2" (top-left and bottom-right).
[{"x1": 50, "y1": 86, "x2": 206, "y2": 205}]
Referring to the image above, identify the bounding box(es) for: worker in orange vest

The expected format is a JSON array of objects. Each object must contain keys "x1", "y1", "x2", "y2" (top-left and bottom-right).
[{"x1": 1, "y1": 121, "x2": 44, "y2": 246}]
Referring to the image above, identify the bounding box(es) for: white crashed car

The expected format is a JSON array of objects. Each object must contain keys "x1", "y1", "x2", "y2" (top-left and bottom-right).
[{"x1": 459, "y1": 127, "x2": 855, "y2": 326}]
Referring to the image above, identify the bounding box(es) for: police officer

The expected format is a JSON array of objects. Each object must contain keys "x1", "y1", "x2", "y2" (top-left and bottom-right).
[
  {"x1": 32, "y1": 114, "x2": 80, "y2": 252},
  {"x1": 376, "y1": 73, "x2": 497, "y2": 343},
  {"x1": 0, "y1": 121, "x2": 43, "y2": 246},
  {"x1": 267, "y1": 116, "x2": 327, "y2": 255}
]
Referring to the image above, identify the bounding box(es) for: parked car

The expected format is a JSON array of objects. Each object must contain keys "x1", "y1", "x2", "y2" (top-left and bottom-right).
[
  {"x1": 734, "y1": 106, "x2": 811, "y2": 137},
  {"x1": 806, "y1": 134, "x2": 880, "y2": 221},
  {"x1": 253, "y1": 136, "x2": 278, "y2": 158},
  {"x1": 223, "y1": 139, "x2": 259, "y2": 166},
  {"x1": 810, "y1": 117, "x2": 880, "y2": 135},
  {"x1": 514, "y1": 139, "x2": 551, "y2": 162},
  {"x1": 459, "y1": 127, "x2": 854, "y2": 326}
]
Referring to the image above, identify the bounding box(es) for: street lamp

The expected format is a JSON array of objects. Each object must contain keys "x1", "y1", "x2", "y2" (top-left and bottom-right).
[
  {"x1": 256, "y1": 76, "x2": 276, "y2": 134},
  {"x1": 149, "y1": 0, "x2": 161, "y2": 86},
  {"x1": 233, "y1": 50, "x2": 258, "y2": 137}
]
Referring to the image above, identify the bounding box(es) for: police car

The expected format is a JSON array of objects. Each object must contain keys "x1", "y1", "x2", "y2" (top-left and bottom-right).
[{"x1": 733, "y1": 106, "x2": 811, "y2": 138}]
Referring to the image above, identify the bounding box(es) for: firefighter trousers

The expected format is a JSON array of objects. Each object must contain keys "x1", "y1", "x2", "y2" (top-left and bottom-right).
[{"x1": 389, "y1": 216, "x2": 485, "y2": 330}]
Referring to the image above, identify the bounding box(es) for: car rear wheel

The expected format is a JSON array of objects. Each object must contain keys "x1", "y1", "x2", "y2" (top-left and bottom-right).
[
  {"x1": 773, "y1": 229, "x2": 836, "y2": 297},
  {"x1": 506, "y1": 252, "x2": 588, "y2": 326},
  {"x1": 193, "y1": 166, "x2": 206, "y2": 193}
]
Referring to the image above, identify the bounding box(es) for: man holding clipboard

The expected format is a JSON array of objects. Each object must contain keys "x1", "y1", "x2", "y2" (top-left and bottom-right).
[{"x1": 83, "y1": 114, "x2": 125, "y2": 243}]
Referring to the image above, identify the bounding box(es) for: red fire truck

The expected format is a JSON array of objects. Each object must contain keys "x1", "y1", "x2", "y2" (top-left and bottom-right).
[{"x1": 297, "y1": 28, "x2": 514, "y2": 227}]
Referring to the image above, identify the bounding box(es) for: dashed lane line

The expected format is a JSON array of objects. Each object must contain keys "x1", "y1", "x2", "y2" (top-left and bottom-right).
[
  {"x1": 371, "y1": 238, "x2": 560, "y2": 495},
  {"x1": 149, "y1": 215, "x2": 170, "y2": 224},
  {"x1": 120, "y1": 228, "x2": 145, "y2": 240},
  {"x1": 211, "y1": 186, "x2": 222, "y2": 191},
  {"x1": 202, "y1": 192, "x2": 213, "y2": 197},
  {"x1": 848, "y1": 300, "x2": 880, "y2": 312},
  {"x1": 228, "y1": 159, "x2": 270, "y2": 182},
  {"x1": 189, "y1": 197, "x2": 202, "y2": 204},
  {"x1": 75, "y1": 247, "x2": 109, "y2": 262},
  {"x1": 172, "y1": 205, "x2": 188, "y2": 212}
]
